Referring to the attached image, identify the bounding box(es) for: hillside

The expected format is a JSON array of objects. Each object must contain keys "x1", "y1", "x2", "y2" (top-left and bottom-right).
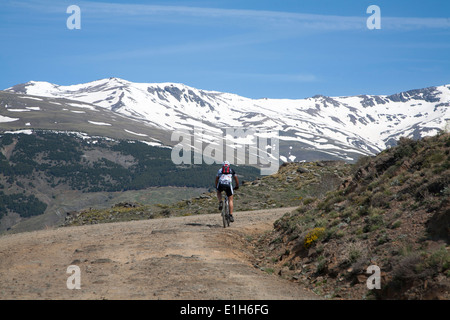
[
  {"x1": 0, "y1": 91, "x2": 172, "y2": 146},
  {"x1": 253, "y1": 133, "x2": 449, "y2": 299},
  {"x1": 0, "y1": 130, "x2": 260, "y2": 234},
  {"x1": 62, "y1": 160, "x2": 351, "y2": 226}
]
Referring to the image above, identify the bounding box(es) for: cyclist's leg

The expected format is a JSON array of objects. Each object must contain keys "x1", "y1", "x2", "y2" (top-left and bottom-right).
[
  {"x1": 226, "y1": 185, "x2": 234, "y2": 221},
  {"x1": 229, "y1": 195, "x2": 234, "y2": 216}
]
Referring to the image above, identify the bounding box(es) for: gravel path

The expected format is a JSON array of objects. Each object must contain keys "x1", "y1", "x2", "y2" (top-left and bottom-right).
[{"x1": 0, "y1": 207, "x2": 321, "y2": 300}]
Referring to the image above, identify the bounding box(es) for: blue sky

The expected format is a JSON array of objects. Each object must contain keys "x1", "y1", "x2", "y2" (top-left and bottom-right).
[{"x1": 1, "y1": 0, "x2": 449, "y2": 99}]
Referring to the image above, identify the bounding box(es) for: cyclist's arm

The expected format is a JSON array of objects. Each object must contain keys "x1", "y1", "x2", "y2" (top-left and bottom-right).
[
  {"x1": 233, "y1": 175, "x2": 239, "y2": 189},
  {"x1": 215, "y1": 176, "x2": 219, "y2": 188}
]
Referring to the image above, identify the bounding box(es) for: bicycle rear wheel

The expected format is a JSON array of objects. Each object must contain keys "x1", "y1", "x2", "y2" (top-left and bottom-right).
[
  {"x1": 222, "y1": 198, "x2": 230, "y2": 228},
  {"x1": 225, "y1": 201, "x2": 230, "y2": 227}
]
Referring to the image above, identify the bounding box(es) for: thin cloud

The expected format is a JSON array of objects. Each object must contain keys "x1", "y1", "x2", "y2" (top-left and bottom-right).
[
  {"x1": 382, "y1": 16, "x2": 450, "y2": 30},
  {"x1": 72, "y1": 2, "x2": 369, "y2": 31},
  {"x1": 82, "y1": 2, "x2": 450, "y2": 31},
  {"x1": 6, "y1": 0, "x2": 450, "y2": 31},
  {"x1": 73, "y1": 32, "x2": 277, "y2": 61}
]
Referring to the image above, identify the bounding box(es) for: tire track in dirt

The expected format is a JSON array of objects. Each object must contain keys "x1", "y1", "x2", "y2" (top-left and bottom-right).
[{"x1": 0, "y1": 207, "x2": 321, "y2": 300}]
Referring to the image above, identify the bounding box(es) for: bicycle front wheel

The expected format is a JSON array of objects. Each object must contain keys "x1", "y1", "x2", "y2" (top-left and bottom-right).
[
  {"x1": 222, "y1": 209, "x2": 227, "y2": 228},
  {"x1": 222, "y1": 200, "x2": 230, "y2": 228}
]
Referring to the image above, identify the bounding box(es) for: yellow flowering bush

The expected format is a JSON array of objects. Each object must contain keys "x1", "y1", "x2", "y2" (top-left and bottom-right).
[{"x1": 303, "y1": 227, "x2": 325, "y2": 249}]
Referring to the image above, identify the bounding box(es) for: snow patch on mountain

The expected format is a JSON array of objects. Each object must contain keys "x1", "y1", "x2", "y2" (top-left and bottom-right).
[
  {"x1": 5, "y1": 78, "x2": 450, "y2": 162},
  {"x1": 0, "y1": 115, "x2": 19, "y2": 123}
]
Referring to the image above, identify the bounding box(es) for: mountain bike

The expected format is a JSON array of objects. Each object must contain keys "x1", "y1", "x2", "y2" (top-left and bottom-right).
[{"x1": 221, "y1": 195, "x2": 231, "y2": 228}]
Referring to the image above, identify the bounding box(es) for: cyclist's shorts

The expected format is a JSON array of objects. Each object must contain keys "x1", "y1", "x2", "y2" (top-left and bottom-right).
[{"x1": 217, "y1": 183, "x2": 233, "y2": 197}]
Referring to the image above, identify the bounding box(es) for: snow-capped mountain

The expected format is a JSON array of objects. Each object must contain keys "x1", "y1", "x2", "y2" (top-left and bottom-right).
[{"x1": 4, "y1": 77, "x2": 450, "y2": 162}]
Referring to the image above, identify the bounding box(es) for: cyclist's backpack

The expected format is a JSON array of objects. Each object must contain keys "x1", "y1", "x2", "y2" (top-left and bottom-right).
[{"x1": 222, "y1": 164, "x2": 231, "y2": 174}]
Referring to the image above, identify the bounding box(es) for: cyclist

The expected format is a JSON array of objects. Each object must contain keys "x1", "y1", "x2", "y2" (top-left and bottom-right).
[{"x1": 215, "y1": 161, "x2": 239, "y2": 222}]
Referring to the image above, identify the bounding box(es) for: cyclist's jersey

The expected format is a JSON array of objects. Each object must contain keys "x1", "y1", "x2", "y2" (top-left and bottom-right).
[{"x1": 216, "y1": 168, "x2": 236, "y2": 186}]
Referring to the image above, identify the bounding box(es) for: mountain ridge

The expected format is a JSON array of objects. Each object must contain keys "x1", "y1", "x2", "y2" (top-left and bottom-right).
[{"x1": 4, "y1": 78, "x2": 450, "y2": 163}]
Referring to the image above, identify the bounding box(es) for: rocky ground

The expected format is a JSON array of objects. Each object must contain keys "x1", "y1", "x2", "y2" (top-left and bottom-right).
[
  {"x1": 0, "y1": 207, "x2": 321, "y2": 300},
  {"x1": 256, "y1": 135, "x2": 450, "y2": 300}
]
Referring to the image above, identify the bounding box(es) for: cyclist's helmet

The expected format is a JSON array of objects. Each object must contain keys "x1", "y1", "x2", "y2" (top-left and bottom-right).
[{"x1": 222, "y1": 161, "x2": 231, "y2": 174}]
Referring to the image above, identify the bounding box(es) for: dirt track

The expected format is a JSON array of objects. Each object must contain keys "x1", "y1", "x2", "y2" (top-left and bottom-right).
[{"x1": 0, "y1": 207, "x2": 321, "y2": 300}]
